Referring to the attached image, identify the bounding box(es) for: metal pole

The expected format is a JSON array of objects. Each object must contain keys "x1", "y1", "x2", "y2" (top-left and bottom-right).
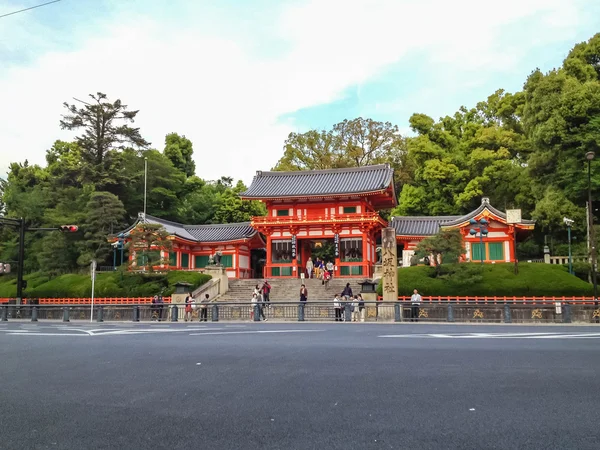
[
  {"x1": 90, "y1": 261, "x2": 96, "y2": 323},
  {"x1": 567, "y1": 225, "x2": 573, "y2": 275},
  {"x1": 16, "y1": 218, "x2": 25, "y2": 304},
  {"x1": 113, "y1": 246, "x2": 117, "y2": 270},
  {"x1": 143, "y1": 156, "x2": 148, "y2": 219},
  {"x1": 588, "y1": 158, "x2": 598, "y2": 306},
  {"x1": 513, "y1": 225, "x2": 518, "y2": 275}
]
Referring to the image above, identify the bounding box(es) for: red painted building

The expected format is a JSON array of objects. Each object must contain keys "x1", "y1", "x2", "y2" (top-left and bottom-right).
[
  {"x1": 240, "y1": 165, "x2": 397, "y2": 278},
  {"x1": 392, "y1": 198, "x2": 535, "y2": 267},
  {"x1": 117, "y1": 168, "x2": 534, "y2": 278},
  {"x1": 122, "y1": 214, "x2": 265, "y2": 278}
]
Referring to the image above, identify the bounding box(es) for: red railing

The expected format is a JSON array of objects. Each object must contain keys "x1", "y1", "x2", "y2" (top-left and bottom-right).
[
  {"x1": 251, "y1": 212, "x2": 386, "y2": 226},
  {"x1": 377, "y1": 296, "x2": 597, "y2": 305},
  {"x1": 0, "y1": 297, "x2": 172, "y2": 305}
]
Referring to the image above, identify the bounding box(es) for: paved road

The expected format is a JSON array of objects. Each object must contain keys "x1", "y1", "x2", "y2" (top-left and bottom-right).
[{"x1": 1, "y1": 322, "x2": 599, "y2": 450}]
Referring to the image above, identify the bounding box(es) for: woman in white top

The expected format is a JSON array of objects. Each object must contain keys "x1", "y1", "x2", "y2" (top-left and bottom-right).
[
  {"x1": 251, "y1": 292, "x2": 266, "y2": 321},
  {"x1": 351, "y1": 295, "x2": 360, "y2": 322},
  {"x1": 306, "y1": 258, "x2": 313, "y2": 279},
  {"x1": 253, "y1": 284, "x2": 262, "y2": 302}
]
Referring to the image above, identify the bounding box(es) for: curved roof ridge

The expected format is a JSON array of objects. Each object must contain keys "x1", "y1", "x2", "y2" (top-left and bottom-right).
[
  {"x1": 184, "y1": 222, "x2": 252, "y2": 229},
  {"x1": 257, "y1": 164, "x2": 390, "y2": 177}
]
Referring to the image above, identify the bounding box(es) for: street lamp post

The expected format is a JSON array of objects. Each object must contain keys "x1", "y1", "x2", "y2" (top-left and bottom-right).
[
  {"x1": 563, "y1": 217, "x2": 574, "y2": 275},
  {"x1": 469, "y1": 218, "x2": 489, "y2": 264},
  {"x1": 585, "y1": 151, "x2": 598, "y2": 306}
]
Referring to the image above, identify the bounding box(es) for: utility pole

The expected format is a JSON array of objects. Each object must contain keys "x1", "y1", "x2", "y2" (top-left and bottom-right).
[
  {"x1": 585, "y1": 152, "x2": 597, "y2": 306},
  {"x1": 16, "y1": 218, "x2": 25, "y2": 304}
]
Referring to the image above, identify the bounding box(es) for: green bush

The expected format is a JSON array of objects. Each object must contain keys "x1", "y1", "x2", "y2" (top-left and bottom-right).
[
  {"x1": 0, "y1": 270, "x2": 211, "y2": 298},
  {"x1": 377, "y1": 263, "x2": 593, "y2": 297}
]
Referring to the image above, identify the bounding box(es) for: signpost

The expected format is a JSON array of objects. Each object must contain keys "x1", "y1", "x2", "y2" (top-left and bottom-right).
[
  {"x1": 90, "y1": 260, "x2": 97, "y2": 323},
  {"x1": 506, "y1": 209, "x2": 522, "y2": 275}
]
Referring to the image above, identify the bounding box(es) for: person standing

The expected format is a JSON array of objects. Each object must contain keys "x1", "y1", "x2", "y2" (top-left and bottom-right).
[
  {"x1": 306, "y1": 258, "x2": 313, "y2": 279},
  {"x1": 184, "y1": 293, "x2": 193, "y2": 322},
  {"x1": 151, "y1": 295, "x2": 158, "y2": 321},
  {"x1": 326, "y1": 260, "x2": 334, "y2": 278},
  {"x1": 300, "y1": 284, "x2": 308, "y2": 302},
  {"x1": 351, "y1": 295, "x2": 360, "y2": 322},
  {"x1": 358, "y1": 294, "x2": 365, "y2": 322},
  {"x1": 410, "y1": 289, "x2": 422, "y2": 322},
  {"x1": 333, "y1": 294, "x2": 342, "y2": 322},
  {"x1": 341, "y1": 283, "x2": 353, "y2": 301},
  {"x1": 200, "y1": 293, "x2": 209, "y2": 322},
  {"x1": 261, "y1": 280, "x2": 271, "y2": 307},
  {"x1": 314, "y1": 258, "x2": 321, "y2": 279},
  {"x1": 156, "y1": 294, "x2": 164, "y2": 321},
  {"x1": 253, "y1": 284, "x2": 262, "y2": 301}
]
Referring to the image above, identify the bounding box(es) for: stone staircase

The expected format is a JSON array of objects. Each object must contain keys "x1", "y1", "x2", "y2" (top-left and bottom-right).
[{"x1": 216, "y1": 277, "x2": 366, "y2": 303}]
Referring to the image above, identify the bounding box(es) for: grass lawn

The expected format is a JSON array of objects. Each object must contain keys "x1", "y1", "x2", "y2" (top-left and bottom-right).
[
  {"x1": 378, "y1": 263, "x2": 594, "y2": 297},
  {"x1": 0, "y1": 271, "x2": 211, "y2": 298}
]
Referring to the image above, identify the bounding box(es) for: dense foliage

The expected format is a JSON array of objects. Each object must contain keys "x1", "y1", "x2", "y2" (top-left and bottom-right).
[
  {"x1": 376, "y1": 263, "x2": 593, "y2": 297},
  {"x1": 0, "y1": 93, "x2": 266, "y2": 278},
  {"x1": 0, "y1": 270, "x2": 211, "y2": 298},
  {"x1": 1, "y1": 34, "x2": 600, "y2": 286},
  {"x1": 273, "y1": 34, "x2": 600, "y2": 254}
]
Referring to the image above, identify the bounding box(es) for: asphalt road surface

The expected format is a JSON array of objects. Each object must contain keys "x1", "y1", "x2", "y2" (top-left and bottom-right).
[{"x1": 1, "y1": 322, "x2": 599, "y2": 450}]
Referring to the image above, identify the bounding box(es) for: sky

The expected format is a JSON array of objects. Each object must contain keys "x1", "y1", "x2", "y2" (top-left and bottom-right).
[{"x1": 1, "y1": 0, "x2": 599, "y2": 186}]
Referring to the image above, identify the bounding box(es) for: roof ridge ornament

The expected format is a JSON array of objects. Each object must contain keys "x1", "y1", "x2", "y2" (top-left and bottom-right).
[{"x1": 481, "y1": 197, "x2": 490, "y2": 205}]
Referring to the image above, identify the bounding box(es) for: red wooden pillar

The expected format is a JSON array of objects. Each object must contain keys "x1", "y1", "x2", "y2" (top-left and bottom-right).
[
  {"x1": 361, "y1": 231, "x2": 368, "y2": 277},
  {"x1": 265, "y1": 233, "x2": 272, "y2": 278},
  {"x1": 235, "y1": 245, "x2": 240, "y2": 278}
]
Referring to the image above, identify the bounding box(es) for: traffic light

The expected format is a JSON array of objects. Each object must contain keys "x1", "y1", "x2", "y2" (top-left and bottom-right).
[
  {"x1": 3, "y1": 263, "x2": 10, "y2": 274},
  {"x1": 59, "y1": 225, "x2": 79, "y2": 232}
]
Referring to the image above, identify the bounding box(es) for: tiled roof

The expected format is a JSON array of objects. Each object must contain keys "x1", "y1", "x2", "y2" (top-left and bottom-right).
[
  {"x1": 392, "y1": 216, "x2": 461, "y2": 236},
  {"x1": 240, "y1": 164, "x2": 395, "y2": 199},
  {"x1": 391, "y1": 198, "x2": 535, "y2": 237},
  {"x1": 185, "y1": 222, "x2": 257, "y2": 242},
  {"x1": 121, "y1": 213, "x2": 259, "y2": 243},
  {"x1": 442, "y1": 198, "x2": 535, "y2": 227}
]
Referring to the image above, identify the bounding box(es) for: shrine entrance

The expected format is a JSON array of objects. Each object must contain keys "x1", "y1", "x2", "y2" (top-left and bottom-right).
[{"x1": 298, "y1": 239, "x2": 335, "y2": 278}]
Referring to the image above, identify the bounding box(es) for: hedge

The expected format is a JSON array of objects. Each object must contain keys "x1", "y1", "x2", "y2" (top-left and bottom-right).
[
  {"x1": 0, "y1": 271, "x2": 211, "y2": 298},
  {"x1": 377, "y1": 263, "x2": 594, "y2": 297}
]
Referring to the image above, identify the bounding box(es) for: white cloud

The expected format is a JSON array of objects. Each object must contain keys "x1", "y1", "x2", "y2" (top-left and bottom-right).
[{"x1": 0, "y1": 0, "x2": 590, "y2": 185}]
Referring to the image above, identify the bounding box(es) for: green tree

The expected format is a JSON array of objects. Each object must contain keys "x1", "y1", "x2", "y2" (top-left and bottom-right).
[
  {"x1": 77, "y1": 191, "x2": 127, "y2": 266},
  {"x1": 164, "y1": 133, "x2": 196, "y2": 177},
  {"x1": 60, "y1": 92, "x2": 150, "y2": 166},
  {"x1": 128, "y1": 223, "x2": 172, "y2": 272},
  {"x1": 415, "y1": 229, "x2": 465, "y2": 275},
  {"x1": 213, "y1": 181, "x2": 267, "y2": 223}
]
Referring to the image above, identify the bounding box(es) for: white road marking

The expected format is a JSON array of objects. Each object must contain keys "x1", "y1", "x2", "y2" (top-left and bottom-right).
[
  {"x1": 379, "y1": 332, "x2": 600, "y2": 339},
  {"x1": 189, "y1": 330, "x2": 322, "y2": 336},
  {"x1": 7, "y1": 333, "x2": 88, "y2": 336}
]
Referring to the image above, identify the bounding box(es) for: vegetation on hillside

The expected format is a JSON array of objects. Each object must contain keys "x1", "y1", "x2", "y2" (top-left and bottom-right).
[
  {"x1": 0, "y1": 271, "x2": 211, "y2": 298},
  {"x1": 377, "y1": 263, "x2": 593, "y2": 297},
  {"x1": 1, "y1": 34, "x2": 600, "y2": 286}
]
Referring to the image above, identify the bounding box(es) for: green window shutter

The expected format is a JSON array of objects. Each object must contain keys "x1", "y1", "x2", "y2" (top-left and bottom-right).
[
  {"x1": 181, "y1": 253, "x2": 189, "y2": 268},
  {"x1": 271, "y1": 267, "x2": 281, "y2": 277},
  {"x1": 195, "y1": 255, "x2": 209, "y2": 268},
  {"x1": 489, "y1": 242, "x2": 504, "y2": 261},
  {"x1": 136, "y1": 253, "x2": 147, "y2": 266},
  {"x1": 351, "y1": 266, "x2": 363, "y2": 276},
  {"x1": 281, "y1": 266, "x2": 293, "y2": 276},
  {"x1": 340, "y1": 266, "x2": 350, "y2": 276},
  {"x1": 472, "y1": 243, "x2": 486, "y2": 261},
  {"x1": 343, "y1": 206, "x2": 356, "y2": 214},
  {"x1": 169, "y1": 252, "x2": 177, "y2": 266},
  {"x1": 221, "y1": 254, "x2": 233, "y2": 268},
  {"x1": 276, "y1": 209, "x2": 289, "y2": 216}
]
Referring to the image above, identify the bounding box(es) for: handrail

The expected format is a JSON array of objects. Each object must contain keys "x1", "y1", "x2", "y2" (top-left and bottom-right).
[{"x1": 191, "y1": 278, "x2": 221, "y2": 300}]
